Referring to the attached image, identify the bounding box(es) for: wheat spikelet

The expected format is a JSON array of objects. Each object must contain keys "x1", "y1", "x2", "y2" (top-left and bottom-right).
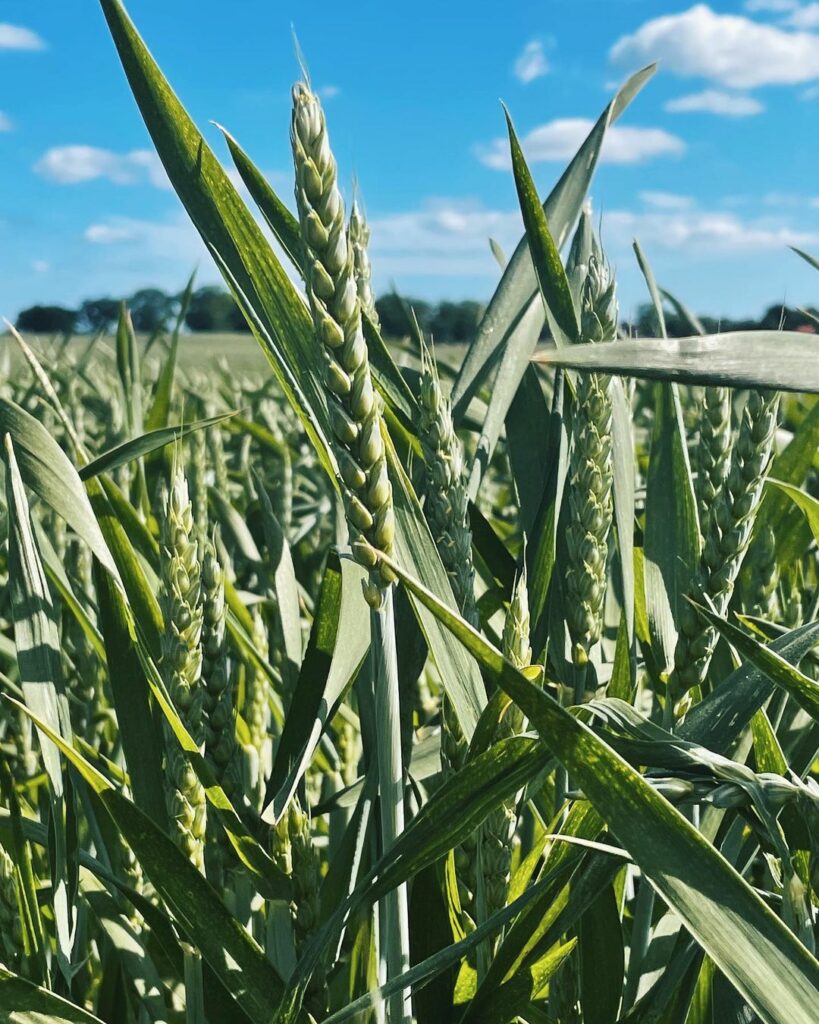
[
  {"x1": 242, "y1": 607, "x2": 272, "y2": 810},
  {"x1": 270, "y1": 796, "x2": 326, "y2": 1017},
  {"x1": 159, "y1": 469, "x2": 208, "y2": 872},
  {"x1": 0, "y1": 843, "x2": 23, "y2": 969},
  {"x1": 291, "y1": 81, "x2": 395, "y2": 609},
  {"x1": 349, "y1": 198, "x2": 379, "y2": 327},
  {"x1": 565, "y1": 247, "x2": 616, "y2": 673},
  {"x1": 674, "y1": 389, "x2": 780, "y2": 693},
  {"x1": 747, "y1": 522, "x2": 779, "y2": 618},
  {"x1": 190, "y1": 421, "x2": 210, "y2": 538},
  {"x1": 481, "y1": 572, "x2": 531, "y2": 929},
  {"x1": 417, "y1": 338, "x2": 479, "y2": 774},
  {"x1": 200, "y1": 535, "x2": 240, "y2": 799},
  {"x1": 415, "y1": 338, "x2": 485, "y2": 945},
  {"x1": 417, "y1": 339, "x2": 478, "y2": 631},
  {"x1": 695, "y1": 386, "x2": 732, "y2": 531},
  {"x1": 206, "y1": 407, "x2": 230, "y2": 500}
]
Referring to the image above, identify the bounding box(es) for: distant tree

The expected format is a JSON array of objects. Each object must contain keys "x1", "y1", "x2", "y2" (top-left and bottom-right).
[
  {"x1": 78, "y1": 297, "x2": 120, "y2": 334},
  {"x1": 227, "y1": 301, "x2": 252, "y2": 332},
  {"x1": 16, "y1": 305, "x2": 77, "y2": 335},
  {"x1": 428, "y1": 300, "x2": 483, "y2": 343},
  {"x1": 185, "y1": 286, "x2": 242, "y2": 332},
  {"x1": 374, "y1": 294, "x2": 432, "y2": 338},
  {"x1": 128, "y1": 288, "x2": 176, "y2": 333}
]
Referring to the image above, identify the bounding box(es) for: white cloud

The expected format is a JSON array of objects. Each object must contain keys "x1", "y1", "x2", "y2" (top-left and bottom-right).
[
  {"x1": 0, "y1": 23, "x2": 46, "y2": 50},
  {"x1": 85, "y1": 223, "x2": 139, "y2": 244},
  {"x1": 368, "y1": 200, "x2": 523, "y2": 277},
  {"x1": 514, "y1": 40, "x2": 549, "y2": 83},
  {"x1": 639, "y1": 191, "x2": 696, "y2": 210},
  {"x1": 31, "y1": 260, "x2": 50, "y2": 274},
  {"x1": 318, "y1": 85, "x2": 340, "y2": 100},
  {"x1": 744, "y1": 0, "x2": 797, "y2": 11},
  {"x1": 0, "y1": 112, "x2": 11, "y2": 132},
  {"x1": 83, "y1": 216, "x2": 204, "y2": 254},
  {"x1": 34, "y1": 146, "x2": 170, "y2": 189},
  {"x1": 363, "y1": 196, "x2": 819, "y2": 284},
  {"x1": 477, "y1": 118, "x2": 684, "y2": 170},
  {"x1": 604, "y1": 208, "x2": 819, "y2": 253},
  {"x1": 664, "y1": 89, "x2": 764, "y2": 116},
  {"x1": 610, "y1": 4, "x2": 819, "y2": 89},
  {"x1": 784, "y1": 3, "x2": 819, "y2": 28},
  {"x1": 800, "y1": 82, "x2": 819, "y2": 97}
]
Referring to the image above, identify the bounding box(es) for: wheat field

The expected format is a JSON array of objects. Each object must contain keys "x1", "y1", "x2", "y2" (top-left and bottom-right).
[{"x1": 1, "y1": 3, "x2": 819, "y2": 1024}]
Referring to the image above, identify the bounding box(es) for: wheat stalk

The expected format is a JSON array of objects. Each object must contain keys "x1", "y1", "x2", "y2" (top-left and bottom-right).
[{"x1": 292, "y1": 80, "x2": 410, "y2": 1020}]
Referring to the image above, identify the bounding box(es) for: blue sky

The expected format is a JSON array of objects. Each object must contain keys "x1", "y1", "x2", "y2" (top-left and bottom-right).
[{"x1": 3, "y1": 1, "x2": 819, "y2": 323}]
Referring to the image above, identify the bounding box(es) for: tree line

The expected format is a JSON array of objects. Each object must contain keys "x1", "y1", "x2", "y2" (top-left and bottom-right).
[
  {"x1": 13, "y1": 286, "x2": 818, "y2": 341},
  {"x1": 13, "y1": 286, "x2": 487, "y2": 342}
]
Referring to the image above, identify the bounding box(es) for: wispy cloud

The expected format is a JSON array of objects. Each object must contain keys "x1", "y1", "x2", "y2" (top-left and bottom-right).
[
  {"x1": 0, "y1": 23, "x2": 46, "y2": 50},
  {"x1": 743, "y1": 0, "x2": 797, "y2": 11},
  {"x1": 368, "y1": 200, "x2": 522, "y2": 278},
  {"x1": 639, "y1": 191, "x2": 696, "y2": 210},
  {"x1": 477, "y1": 118, "x2": 684, "y2": 170},
  {"x1": 783, "y1": 3, "x2": 819, "y2": 29},
  {"x1": 610, "y1": 4, "x2": 819, "y2": 89},
  {"x1": 0, "y1": 112, "x2": 12, "y2": 132},
  {"x1": 513, "y1": 40, "x2": 549, "y2": 84},
  {"x1": 367, "y1": 197, "x2": 819, "y2": 281},
  {"x1": 84, "y1": 215, "x2": 207, "y2": 261},
  {"x1": 34, "y1": 146, "x2": 170, "y2": 189},
  {"x1": 318, "y1": 84, "x2": 341, "y2": 100},
  {"x1": 664, "y1": 89, "x2": 764, "y2": 116},
  {"x1": 31, "y1": 260, "x2": 50, "y2": 274},
  {"x1": 604, "y1": 208, "x2": 819, "y2": 253}
]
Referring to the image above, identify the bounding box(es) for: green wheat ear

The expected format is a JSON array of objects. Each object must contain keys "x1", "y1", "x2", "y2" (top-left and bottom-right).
[
  {"x1": 291, "y1": 81, "x2": 395, "y2": 608},
  {"x1": 565, "y1": 236, "x2": 616, "y2": 675},
  {"x1": 695, "y1": 386, "x2": 732, "y2": 531},
  {"x1": 159, "y1": 466, "x2": 208, "y2": 872},
  {"x1": 0, "y1": 842, "x2": 24, "y2": 969},
  {"x1": 481, "y1": 570, "x2": 532, "y2": 932},
  {"x1": 200, "y1": 533, "x2": 240, "y2": 800},
  {"x1": 349, "y1": 197, "x2": 379, "y2": 327},
  {"x1": 674, "y1": 388, "x2": 780, "y2": 695},
  {"x1": 417, "y1": 337, "x2": 478, "y2": 628}
]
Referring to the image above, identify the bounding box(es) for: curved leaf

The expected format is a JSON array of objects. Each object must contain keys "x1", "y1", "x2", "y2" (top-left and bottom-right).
[
  {"x1": 380, "y1": 551, "x2": 819, "y2": 1024},
  {"x1": 534, "y1": 332, "x2": 819, "y2": 394}
]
